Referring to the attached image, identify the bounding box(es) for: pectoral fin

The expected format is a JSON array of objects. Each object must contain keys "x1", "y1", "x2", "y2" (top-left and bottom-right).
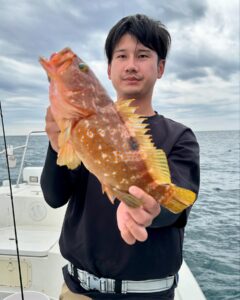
[{"x1": 57, "y1": 120, "x2": 82, "y2": 170}]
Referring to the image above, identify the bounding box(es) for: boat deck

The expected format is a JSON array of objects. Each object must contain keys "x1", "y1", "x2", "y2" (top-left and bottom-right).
[{"x1": 0, "y1": 167, "x2": 206, "y2": 300}]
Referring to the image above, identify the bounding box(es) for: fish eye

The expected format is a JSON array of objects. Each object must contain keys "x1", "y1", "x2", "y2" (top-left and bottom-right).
[{"x1": 79, "y1": 63, "x2": 89, "y2": 72}]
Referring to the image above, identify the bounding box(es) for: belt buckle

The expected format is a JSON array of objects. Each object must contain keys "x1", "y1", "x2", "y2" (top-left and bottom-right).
[{"x1": 87, "y1": 273, "x2": 106, "y2": 293}]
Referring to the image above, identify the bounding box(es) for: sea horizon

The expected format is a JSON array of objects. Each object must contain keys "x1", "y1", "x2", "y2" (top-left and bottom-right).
[{"x1": 0, "y1": 128, "x2": 239, "y2": 138}]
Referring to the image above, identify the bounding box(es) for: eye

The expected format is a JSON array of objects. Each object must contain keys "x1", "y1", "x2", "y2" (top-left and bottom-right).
[
  {"x1": 79, "y1": 63, "x2": 89, "y2": 72},
  {"x1": 117, "y1": 54, "x2": 126, "y2": 58},
  {"x1": 138, "y1": 54, "x2": 148, "y2": 59},
  {"x1": 113, "y1": 53, "x2": 127, "y2": 60}
]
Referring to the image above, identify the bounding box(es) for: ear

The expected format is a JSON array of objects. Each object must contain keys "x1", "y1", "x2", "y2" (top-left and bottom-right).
[
  {"x1": 157, "y1": 60, "x2": 165, "y2": 79},
  {"x1": 107, "y1": 64, "x2": 111, "y2": 79}
]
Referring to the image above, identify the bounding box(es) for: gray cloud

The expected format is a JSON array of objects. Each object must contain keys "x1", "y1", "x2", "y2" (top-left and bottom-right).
[
  {"x1": 0, "y1": 0, "x2": 208, "y2": 60},
  {"x1": 169, "y1": 48, "x2": 239, "y2": 81},
  {"x1": 0, "y1": 0, "x2": 239, "y2": 134}
]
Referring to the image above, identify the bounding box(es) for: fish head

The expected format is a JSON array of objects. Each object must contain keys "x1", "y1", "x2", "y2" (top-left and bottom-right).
[
  {"x1": 39, "y1": 48, "x2": 111, "y2": 121},
  {"x1": 40, "y1": 48, "x2": 89, "y2": 88}
]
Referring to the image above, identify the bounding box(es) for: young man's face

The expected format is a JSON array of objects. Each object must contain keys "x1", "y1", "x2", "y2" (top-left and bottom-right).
[{"x1": 108, "y1": 33, "x2": 164, "y2": 102}]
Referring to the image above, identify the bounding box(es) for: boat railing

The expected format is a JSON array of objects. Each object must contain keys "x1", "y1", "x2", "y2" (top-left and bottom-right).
[
  {"x1": 16, "y1": 130, "x2": 45, "y2": 187},
  {"x1": 0, "y1": 130, "x2": 46, "y2": 187}
]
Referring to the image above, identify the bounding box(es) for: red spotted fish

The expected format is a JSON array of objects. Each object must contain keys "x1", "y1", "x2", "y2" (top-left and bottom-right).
[{"x1": 39, "y1": 48, "x2": 196, "y2": 213}]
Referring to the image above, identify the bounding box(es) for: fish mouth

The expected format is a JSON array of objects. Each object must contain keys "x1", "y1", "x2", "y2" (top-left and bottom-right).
[
  {"x1": 39, "y1": 56, "x2": 51, "y2": 74},
  {"x1": 51, "y1": 51, "x2": 77, "y2": 73},
  {"x1": 39, "y1": 48, "x2": 77, "y2": 77},
  {"x1": 51, "y1": 48, "x2": 76, "y2": 65},
  {"x1": 40, "y1": 48, "x2": 76, "y2": 67}
]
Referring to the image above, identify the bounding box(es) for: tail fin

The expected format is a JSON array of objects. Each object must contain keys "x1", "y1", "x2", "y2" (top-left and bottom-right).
[{"x1": 162, "y1": 186, "x2": 196, "y2": 214}]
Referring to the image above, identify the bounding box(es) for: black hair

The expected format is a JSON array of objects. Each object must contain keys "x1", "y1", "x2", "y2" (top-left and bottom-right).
[{"x1": 105, "y1": 14, "x2": 171, "y2": 64}]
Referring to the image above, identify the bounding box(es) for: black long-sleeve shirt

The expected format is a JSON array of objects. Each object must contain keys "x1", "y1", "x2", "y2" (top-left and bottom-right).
[{"x1": 41, "y1": 113, "x2": 200, "y2": 299}]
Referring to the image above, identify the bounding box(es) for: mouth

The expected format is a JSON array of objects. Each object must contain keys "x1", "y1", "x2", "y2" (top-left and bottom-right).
[
  {"x1": 123, "y1": 76, "x2": 142, "y2": 84},
  {"x1": 123, "y1": 76, "x2": 141, "y2": 81}
]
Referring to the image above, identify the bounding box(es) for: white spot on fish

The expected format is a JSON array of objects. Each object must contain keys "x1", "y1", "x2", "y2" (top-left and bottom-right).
[
  {"x1": 84, "y1": 120, "x2": 90, "y2": 128},
  {"x1": 104, "y1": 173, "x2": 109, "y2": 177},
  {"x1": 98, "y1": 145, "x2": 102, "y2": 150},
  {"x1": 102, "y1": 153, "x2": 107, "y2": 159},
  {"x1": 112, "y1": 151, "x2": 120, "y2": 163},
  {"x1": 98, "y1": 129, "x2": 105, "y2": 137},
  {"x1": 120, "y1": 178, "x2": 129, "y2": 184},
  {"x1": 87, "y1": 129, "x2": 94, "y2": 138},
  {"x1": 90, "y1": 83, "x2": 95, "y2": 91},
  {"x1": 119, "y1": 154, "x2": 124, "y2": 160},
  {"x1": 113, "y1": 151, "x2": 118, "y2": 157}
]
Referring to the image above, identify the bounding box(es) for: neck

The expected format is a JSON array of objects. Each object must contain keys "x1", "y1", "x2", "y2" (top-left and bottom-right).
[
  {"x1": 134, "y1": 106, "x2": 155, "y2": 116},
  {"x1": 117, "y1": 94, "x2": 156, "y2": 116},
  {"x1": 130, "y1": 98, "x2": 155, "y2": 117}
]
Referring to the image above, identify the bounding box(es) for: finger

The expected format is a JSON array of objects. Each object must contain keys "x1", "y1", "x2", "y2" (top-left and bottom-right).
[
  {"x1": 45, "y1": 107, "x2": 60, "y2": 134},
  {"x1": 116, "y1": 203, "x2": 136, "y2": 245},
  {"x1": 45, "y1": 121, "x2": 60, "y2": 134},
  {"x1": 126, "y1": 218, "x2": 148, "y2": 242},
  {"x1": 129, "y1": 186, "x2": 160, "y2": 217},
  {"x1": 127, "y1": 206, "x2": 153, "y2": 227},
  {"x1": 120, "y1": 225, "x2": 136, "y2": 245},
  {"x1": 45, "y1": 106, "x2": 55, "y2": 122}
]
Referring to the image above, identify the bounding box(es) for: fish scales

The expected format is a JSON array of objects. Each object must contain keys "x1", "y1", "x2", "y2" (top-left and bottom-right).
[
  {"x1": 39, "y1": 47, "x2": 196, "y2": 213},
  {"x1": 73, "y1": 110, "x2": 151, "y2": 190}
]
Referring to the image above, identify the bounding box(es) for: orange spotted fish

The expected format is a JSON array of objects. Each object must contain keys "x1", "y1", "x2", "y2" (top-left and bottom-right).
[{"x1": 39, "y1": 48, "x2": 196, "y2": 213}]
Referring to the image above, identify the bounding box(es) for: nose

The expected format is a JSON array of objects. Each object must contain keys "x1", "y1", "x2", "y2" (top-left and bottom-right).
[{"x1": 125, "y1": 57, "x2": 139, "y2": 73}]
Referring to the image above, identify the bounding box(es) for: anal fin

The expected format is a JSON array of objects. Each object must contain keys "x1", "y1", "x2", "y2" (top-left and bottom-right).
[{"x1": 102, "y1": 184, "x2": 116, "y2": 204}]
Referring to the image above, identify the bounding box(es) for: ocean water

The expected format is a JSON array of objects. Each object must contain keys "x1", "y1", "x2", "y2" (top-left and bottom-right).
[
  {"x1": 0, "y1": 130, "x2": 239, "y2": 300},
  {"x1": 183, "y1": 130, "x2": 240, "y2": 300}
]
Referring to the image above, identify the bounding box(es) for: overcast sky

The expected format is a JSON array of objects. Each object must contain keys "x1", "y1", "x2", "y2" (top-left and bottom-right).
[{"x1": 0, "y1": 0, "x2": 239, "y2": 135}]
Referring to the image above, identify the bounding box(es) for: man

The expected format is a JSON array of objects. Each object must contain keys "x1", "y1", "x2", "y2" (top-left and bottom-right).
[{"x1": 41, "y1": 14, "x2": 200, "y2": 300}]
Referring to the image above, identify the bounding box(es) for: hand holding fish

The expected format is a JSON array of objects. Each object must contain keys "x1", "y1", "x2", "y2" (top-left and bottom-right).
[
  {"x1": 117, "y1": 186, "x2": 160, "y2": 244},
  {"x1": 45, "y1": 106, "x2": 60, "y2": 153}
]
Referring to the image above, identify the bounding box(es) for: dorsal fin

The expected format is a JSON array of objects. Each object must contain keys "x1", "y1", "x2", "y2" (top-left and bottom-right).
[{"x1": 115, "y1": 99, "x2": 171, "y2": 184}]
